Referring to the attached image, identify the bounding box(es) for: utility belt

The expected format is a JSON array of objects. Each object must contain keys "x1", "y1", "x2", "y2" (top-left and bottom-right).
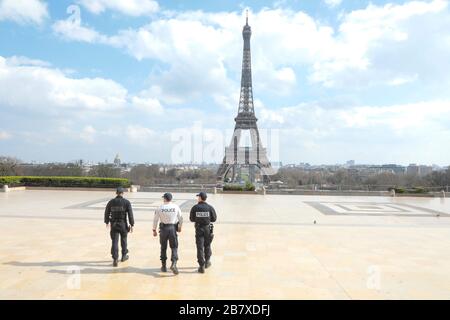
[
  {"x1": 111, "y1": 212, "x2": 126, "y2": 224},
  {"x1": 159, "y1": 223, "x2": 176, "y2": 227},
  {"x1": 110, "y1": 220, "x2": 130, "y2": 233},
  {"x1": 196, "y1": 223, "x2": 214, "y2": 233},
  {"x1": 195, "y1": 222, "x2": 211, "y2": 227},
  {"x1": 111, "y1": 219, "x2": 126, "y2": 224}
]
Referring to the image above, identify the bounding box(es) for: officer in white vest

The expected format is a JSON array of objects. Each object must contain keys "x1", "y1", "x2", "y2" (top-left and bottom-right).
[{"x1": 153, "y1": 192, "x2": 183, "y2": 275}]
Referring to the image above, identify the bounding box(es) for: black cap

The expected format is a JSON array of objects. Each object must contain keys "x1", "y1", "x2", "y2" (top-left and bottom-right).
[
  {"x1": 162, "y1": 192, "x2": 173, "y2": 201},
  {"x1": 116, "y1": 187, "x2": 125, "y2": 194},
  {"x1": 196, "y1": 191, "x2": 207, "y2": 201}
]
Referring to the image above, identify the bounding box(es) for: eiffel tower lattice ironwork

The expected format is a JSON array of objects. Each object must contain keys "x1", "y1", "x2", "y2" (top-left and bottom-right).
[{"x1": 217, "y1": 12, "x2": 274, "y2": 184}]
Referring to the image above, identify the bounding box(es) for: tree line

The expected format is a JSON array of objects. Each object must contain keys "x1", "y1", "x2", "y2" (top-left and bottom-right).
[
  {"x1": 271, "y1": 167, "x2": 450, "y2": 189},
  {"x1": 2, "y1": 156, "x2": 449, "y2": 188},
  {"x1": 0, "y1": 156, "x2": 215, "y2": 185}
]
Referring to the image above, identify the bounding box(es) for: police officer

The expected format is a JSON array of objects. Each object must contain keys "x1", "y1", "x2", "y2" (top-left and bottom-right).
[
  {"x1": 190, "y1": 192, "x2": 217, "y2": 273},
  {"x1": 104, "y1": 187, "x2": 134, "y2": 267},
  {"x1": 153, "y1": 192, "x2": 183, "y2": 275}
]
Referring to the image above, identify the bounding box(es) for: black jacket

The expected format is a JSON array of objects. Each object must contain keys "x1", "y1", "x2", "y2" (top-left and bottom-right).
[
  {"x1": 189, "y1": 202, "x2": 217, "y2": 226},
  {"x1": 104, "y1": 196, "x2": 135, "y2": 226}
]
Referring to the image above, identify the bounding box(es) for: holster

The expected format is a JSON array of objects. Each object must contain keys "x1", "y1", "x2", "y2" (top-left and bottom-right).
[
  {"x1": 209, "y1": 223, "x2": 214, "y2": 241},
  {"x1": 111, "y1": 220, "x2": 126, "y2": 231}
]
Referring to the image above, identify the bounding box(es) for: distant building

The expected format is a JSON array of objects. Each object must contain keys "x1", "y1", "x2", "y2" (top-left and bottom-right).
[
  {"x1": 407, "y1": 164, "x2": 433, "y2": 176},
  {"x1": 346, "y1": 160, "x2": 355, "y2": 167},
  {"x1": 114, "y1": 154, "x2": 121, "y2": 167},
  {"x1": 407, "y1": 164, "x2": 419, "y2": 176},
  {"x1": 380, "y1": 164, "x2": 406, "y2": 175},
  {"x1": 418, "y1": 165, "x2": 433, "y2": 177}
]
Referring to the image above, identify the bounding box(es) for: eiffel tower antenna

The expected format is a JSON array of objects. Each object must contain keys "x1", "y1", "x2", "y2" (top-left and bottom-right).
[{"x1": 217, "y1": 13, "x2": 274, "y2": 185}]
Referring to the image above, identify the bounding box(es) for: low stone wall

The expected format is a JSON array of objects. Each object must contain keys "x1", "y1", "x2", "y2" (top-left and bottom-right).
[
  {"x1": 2, "y1": 184, "x2": 448, "y2": 198},
  {"x1": 266, "y1": 189, "x2": 449, "y2": 198},
  {"x1": 218, "y1": 190, "x2": 258, "y2": 195},
  {"x1": 24, "y1": 186, "x2": 129, "y2": 192},
  {"x1": 1, "y1": 185, "x2": 133, "y2": 192},
  {"x1": 0, "y1": 186, "x2": 26, "y2": 192},
  {"x1": 266, "y1": 190, "x2": 390, "y2": 196},
  {"x1": 140, "y1": 186, "x2": 215, "y2": 193}
]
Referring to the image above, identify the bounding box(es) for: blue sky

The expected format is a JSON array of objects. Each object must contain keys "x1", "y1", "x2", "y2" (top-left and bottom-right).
[{"x1": 0, "y1": 0, "x2": 450, "y2": 165}]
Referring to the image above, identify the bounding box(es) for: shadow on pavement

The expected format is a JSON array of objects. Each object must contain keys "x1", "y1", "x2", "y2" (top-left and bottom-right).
[
  {"x1": 48, "y1": 266, "x2": 198, "y2": 278},
  {"x1": 4, "y1": 260, "x2": 112, "y2": 267},
  {"x1": 4, "y1": 260, "x2": 199, "y2": 278}
]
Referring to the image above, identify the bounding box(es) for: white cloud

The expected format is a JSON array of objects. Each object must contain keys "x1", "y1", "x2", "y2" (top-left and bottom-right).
[
  {"x1": 276, "y1": 67, "x2": 296, "y2": 84},
  {"x1": 5, "y1": 56, "x2": 51, "y2": 67},
  {"x1": 324, "y1": 0, "x2": 342, "y2": 8},
  {"x1": 126, "y1": 125, "x2": 156, "y2": 145},
  {"x1": 0, "y1": 131, "x2": 11, "y2": 140},
  {"x1": 53, "y1": 8, "x2": 321, "y2": 104},
  {"x1": 265, "y1": 100, "x2": 450, "y2": 141},
  {"x1": 0, "y1": 55, "x2": 126, "y2": 112},
  {"x1": 266, "y1": 99, "x2": 450, "y2": 165},
  {"x1": 256, "y1": 65, "x2": 297, "y2": 95},
  {"x1": 107, "y1": 15, "x2": 239, "y2": 104},
  {"x1": 52, "y1": 2, "x2": 450, "y2": 102},
  {"x1": 254, "y1": 99, "x2": 285, "y2": 124},
  {"x1": 77, "y1": 0, "x2": 159, "y2": 16},
  {"x1": 131, "y1": 96, "x2": 164, "y2": 114},
  {"x1": 4, "y1": 2, "x2": 450, "y2": 164},
  {"x1": 387, "y1": 74, "x2": 419, "y2": 86},
  {"x1": 80, "y1": 125, "x2": 96, "y2": 143},
  {"x1": 337, "y1": 100, "x2": 450, "y2": 133},
  {"x1": 49, "y1": 0, "x2": 450, "y2": 125},
  {"x1": 0, "y1": 0, "x2": 48, "y2": 25},
  {"x1": 311, "y1": 0, "x2": 450, "y2": 87},
  {"x1": 0, "y1": 55, "x2": 163, "y2": 115},
  {"x1": 52, "y1": 19, "x2": 106, "y2": 43},
  {"x1": 212, "y1": 92, "x2": 239, "y2": 111}
]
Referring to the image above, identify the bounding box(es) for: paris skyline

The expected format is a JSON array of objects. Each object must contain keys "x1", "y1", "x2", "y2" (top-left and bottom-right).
[{"x1": 1, "y1": 0, "x2": 450, "y2": 166}]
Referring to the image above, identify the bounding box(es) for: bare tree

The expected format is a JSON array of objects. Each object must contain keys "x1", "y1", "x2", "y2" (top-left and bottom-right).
[
  {"x1": 20, "y1": 163, "x2": 83, "y2": 176},
  {"x1": 0, "y1": 156, "x2": 21, "y2": 176},
  {"x1": 125, "y1": 164, "x2": 162, "y2": 185},
  {"x1": 89, "y1": 164, "x2": 121, "y2": 178}
]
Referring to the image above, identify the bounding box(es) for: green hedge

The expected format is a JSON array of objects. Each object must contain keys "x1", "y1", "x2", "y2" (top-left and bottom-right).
[
  {"x1": 388, "y1": 187, "x2": 428, "y2": 194},
  {"x1": 223, "y1": 184, "x2": 244, "y2": 191},
  {"x1": 409, "y1": 187, "x2": 427, "y2": 194},
  {"x1": 0, "y1": 176, "x2": 22, "y2": 187},
  {"x1": 223, "y1": 182, "x2": 256, "y2": 192},
  {"x1": 0, "y1": 176, "x2": 130, "y2": 188}
]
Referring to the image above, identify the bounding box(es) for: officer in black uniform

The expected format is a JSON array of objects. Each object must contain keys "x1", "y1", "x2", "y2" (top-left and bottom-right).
[
  {"x1": 189, "y1": 192, "x2": 217, "y2": 273},
  {"x1": 104, "y1": 187, "x2": 135, "y2": 267}
]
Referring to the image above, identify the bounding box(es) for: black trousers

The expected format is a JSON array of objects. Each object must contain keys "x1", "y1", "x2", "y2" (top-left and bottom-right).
[
  {"x1": 160, "y1": 224, "x2": 178, "y2": 262},
  {"x1": 195, "y1": 224, "x2": 212, "y2": 266},
  {"x1": 110, "y1": 221, "x2": 128, "y2": 260}
]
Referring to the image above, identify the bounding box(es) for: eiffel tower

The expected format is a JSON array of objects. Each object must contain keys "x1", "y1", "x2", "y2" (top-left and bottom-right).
[{"x1": 217, "y1": 12, "x2": 274, "y2": 184}]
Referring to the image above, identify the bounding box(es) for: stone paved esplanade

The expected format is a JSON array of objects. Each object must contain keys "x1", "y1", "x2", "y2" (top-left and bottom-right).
[{"x1": 1, "y1": 190, "x2": 450, "y2": 299}]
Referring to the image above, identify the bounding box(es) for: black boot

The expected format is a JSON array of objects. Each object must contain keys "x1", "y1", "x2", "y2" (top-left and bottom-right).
[
  {"x1": 205, "y1": 260, "x2": 211, "y2": 269},
  {"x1": 170, "y1": 261, "x2": 179, "y2": 275},
  {"x1": 161, "y1": 261, "x2": 167, "y2": 272},
  {"x1": 198, "y1": 264, "x2": 205, "y2": 273},
  {"x1": 121, "y1": 255, "x2": 129, "y2": 262},
  {"x1": 113, "y1": 259, "x2": 118, "y2": 267}
]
